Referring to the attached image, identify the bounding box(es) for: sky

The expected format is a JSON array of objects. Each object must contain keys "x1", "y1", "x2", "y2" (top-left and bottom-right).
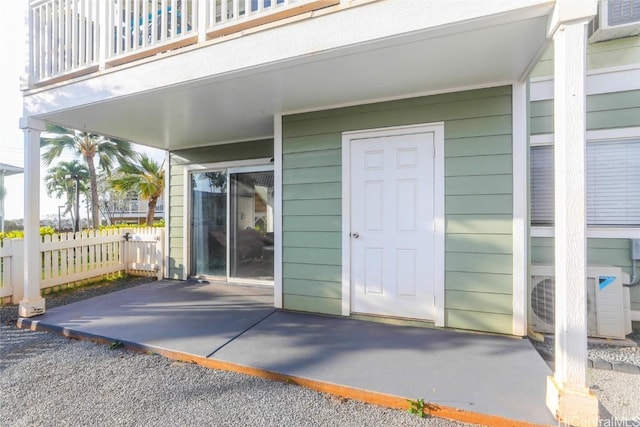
[{"x1": 0, "y1": 2, "x2": 163, "y2": 222}]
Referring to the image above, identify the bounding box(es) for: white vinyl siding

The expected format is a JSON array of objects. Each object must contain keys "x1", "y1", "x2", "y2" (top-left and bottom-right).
[{"x1": 531, "y1": 139, "x2": 640, "y2": 226}]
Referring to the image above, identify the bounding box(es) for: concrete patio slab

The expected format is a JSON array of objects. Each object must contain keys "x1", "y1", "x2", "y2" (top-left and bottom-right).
[
  {"x1": 212, "y1": 310, "x2": 556, "y2": 425},
  {"x1": 21, "y1": 280, "x2": 274, "y2": 357},
  {"x1": 19, "y1": 280, "x2": 556, "y2": 426}
]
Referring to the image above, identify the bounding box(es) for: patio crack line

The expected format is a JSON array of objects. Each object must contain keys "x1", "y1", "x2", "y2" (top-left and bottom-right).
[{"x1": 205, "y1": 309, "x2": 277, "y2": 359}]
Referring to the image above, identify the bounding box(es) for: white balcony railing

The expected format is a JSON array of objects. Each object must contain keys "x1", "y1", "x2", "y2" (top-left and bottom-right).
[{"x1": 28, "y1": 0, "x2": 339, "y2": 85}]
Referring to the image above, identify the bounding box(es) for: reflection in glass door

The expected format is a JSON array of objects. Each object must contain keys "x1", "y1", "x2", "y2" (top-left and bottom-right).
[
  {"x1": 191, "y1": 171, "x2": 227, "y2": 278},
  {"x1": 190, "y1": 167, "x2": 274, "y2": 283},
  {"x1": 230, "y1": 171, "x2": 274, "y2": 281}
]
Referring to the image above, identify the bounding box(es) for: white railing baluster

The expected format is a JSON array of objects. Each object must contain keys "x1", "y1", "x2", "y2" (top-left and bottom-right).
[
  {"x1": 142, "y1": 0, "x2": 149, "y2": 48},
  {"x1": 160, "y1": 0, "x2": 168, "y2": 41},
  {"x1": 49, "y1": 1, "x2": 55, "y2": 75},
  {"x1": 69, "y1": 0, "x2": 76, "y2": 70},
  {"x1": 221, "y1": 0, "x2": 227, "y2": 24},
  {"x1": 80, "y1": 0, "x2": 85, "y2": 66},
  {"x1": 171, "y1": 0, "x2": 178, "y2": 40},
  {"x1": 150, "y1": 0, "x2": 158, "y2": 44}
]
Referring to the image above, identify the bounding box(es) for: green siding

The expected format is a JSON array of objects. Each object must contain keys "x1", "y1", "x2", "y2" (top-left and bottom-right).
[
  {"x1": 446, "y1": 175, "x2": 512, "y2": 195},
  {"x1": 445, "y1": 290, "x2": 512, "y2": 315},
  {"x1": 532, "y1": 237, "x2": 638, "y2": 311},
  {"x1": 171, "y1": 139, "x2": 273, "y2": 164},
  {"x1": 530, "y1": 89, "x2": 640, "y2": 134},
  {"x1": 530, "y1": 36, "x2": 640, "y2": 78},
  {"x1": 168, "y1": 163, "x2": 185, "y2": 279},
  {"x1": 445, "y1": 215, "x2": 513, "y2": 234},
  {"x1": 446, "y1": 309, "x2": 513, "y2": 335},
  {"x1": 446, "y1": 234, "x2": 512, "y2": 254},
  {"x1": 283, "y1": 294, "x2": 342, "y2": 316},
  {"x1": 282, "y1": 86, "x2": 514, "y2": 330},
  {"x1": 167, "y1": 140, "x2": 274, "y2": 280}
]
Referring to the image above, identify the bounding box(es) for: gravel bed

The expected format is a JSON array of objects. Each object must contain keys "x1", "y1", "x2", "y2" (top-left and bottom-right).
[
  {"x1": 530, "y1": 329, "x2": 640, "y2": 374},
  {"x1": 0, "y1": 278, "x2": 470, "y2": 427}
]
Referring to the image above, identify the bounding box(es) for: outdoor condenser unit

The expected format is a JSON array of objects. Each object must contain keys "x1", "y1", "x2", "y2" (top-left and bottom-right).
[
  {"x1": 529, "y1": 264, "x2": 632, "y2": 340},
  {"x1": 589, "y1": 0, "x2": 640, "y2": 42}
]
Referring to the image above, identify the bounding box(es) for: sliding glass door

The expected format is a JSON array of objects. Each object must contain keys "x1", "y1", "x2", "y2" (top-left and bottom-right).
[
  {"x1": 190, "y1": 166, "x2": 274, "y2": 283},
  {"x1": 191, "y1": 171, "x2": 227, "y2": 278},
  {"x1": 229, "y1": 171, "x2": 274, "y2": 281}
]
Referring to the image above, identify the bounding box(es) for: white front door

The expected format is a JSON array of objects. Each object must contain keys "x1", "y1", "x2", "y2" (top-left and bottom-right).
[{"x1": 349, "y1": 130, "x2": 436, "y2": 320}]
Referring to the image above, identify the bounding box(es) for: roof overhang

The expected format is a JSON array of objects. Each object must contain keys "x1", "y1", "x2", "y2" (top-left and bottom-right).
[
  {"x1": 0, "y1": 163, "x2": 24, "y2": 176},
  {"x1": 23, "y1": 0, "x2": 555, "y2": 151}
]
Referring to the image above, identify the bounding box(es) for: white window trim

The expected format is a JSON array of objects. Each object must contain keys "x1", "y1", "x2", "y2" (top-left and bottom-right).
[{"x1": 531, "y1": 127, "x2": 640, "y2": 239}]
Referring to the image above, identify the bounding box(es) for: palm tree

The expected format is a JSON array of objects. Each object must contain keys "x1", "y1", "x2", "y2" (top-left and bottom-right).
[
  {"x1": 110, "y1": 154, "x2": 165, "y2": 225},
  {"x1": 44, "y1": 160, "x2": 89, "y2": 231},
  {"x1": 40, "y1": 124, "x2": 134, "y2": 229}
]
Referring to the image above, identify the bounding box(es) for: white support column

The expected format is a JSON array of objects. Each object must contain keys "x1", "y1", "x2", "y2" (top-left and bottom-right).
[
  {"x1": 512, "y1": 81, "x2": 529, "y2": 337},
  {"x1": 545, "y1": 1, "x2": 598, "y2": 424},
  {"x1": 18, "y1": 117, "x2": 46, "y2": 318},
  {"x1": 273, "y1": 114, "x2": 283, "y2": 309}
]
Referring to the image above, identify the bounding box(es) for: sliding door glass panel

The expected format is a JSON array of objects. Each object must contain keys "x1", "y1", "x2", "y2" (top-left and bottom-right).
[
  {"x1": 191, "y1": 171, "x2": 227, "y2": 277},
  {"x1": 229, "y1": 171, "x2": 274, "y2": 281}
]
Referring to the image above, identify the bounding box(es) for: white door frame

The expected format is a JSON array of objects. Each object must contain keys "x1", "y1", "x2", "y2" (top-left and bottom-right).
[
  {"x1": 341, "y1": 123, "x2": 445, "y2": 326},
  {"x1": 183, "y1": 158, "x2": 273, "y2": 284}
]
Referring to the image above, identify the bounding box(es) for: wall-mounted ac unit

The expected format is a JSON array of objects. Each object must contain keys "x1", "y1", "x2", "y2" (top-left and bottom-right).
[
  {"x1": 589, "y1": 0, "x2": 640, "y2": 42},
  {"x1": 529, "y1": 264, "x2": 632, "y2": 339}
]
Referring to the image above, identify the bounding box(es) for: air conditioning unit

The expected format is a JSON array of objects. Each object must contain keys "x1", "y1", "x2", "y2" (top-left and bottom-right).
[
  {"x1": 589, "y1": 0, "x2": 640, "y2": 42},
  {"x1": 529, "y1": 264, "x2": 632, "y2": 339}
]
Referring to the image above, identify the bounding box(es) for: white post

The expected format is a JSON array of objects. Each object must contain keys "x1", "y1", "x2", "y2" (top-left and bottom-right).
[
  {"x1": 512, "y1": 81, "x2": 528, "y2": 337},
  {"x1": 273, "y1": 114, "x2": 283, "y2": 309},
  {"x1": 198, "y1": 0, "x2": 208, "y2": 43},
  {"x1": 0, "y1": 170, "x2": 5, "y2": 233},
  {"x1": 98, "y1": 0, "x2": 108, "y2": 70},
  {"x1": 18, "y1": 117, "x2": 46, "y2": 317},
  {"x1": 545, "y1": 1, "x2": 598, "y2": 425}
]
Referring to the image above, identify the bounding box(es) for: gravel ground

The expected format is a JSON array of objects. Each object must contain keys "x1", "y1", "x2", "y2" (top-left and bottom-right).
[
  {"x1": 0, "y1": 277, "x2": 469, "y2": 427},
  {"x1": 2, "y1": 277, "x2": 639, "y2": 426},
  {"x1": 531, "y1": 329, "x2": 640, "y2": 372}
]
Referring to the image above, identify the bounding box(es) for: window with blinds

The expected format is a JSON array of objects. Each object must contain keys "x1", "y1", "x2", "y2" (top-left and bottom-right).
[{"x1": 531, "y1": 139, "x2": 640, "y2": 226}]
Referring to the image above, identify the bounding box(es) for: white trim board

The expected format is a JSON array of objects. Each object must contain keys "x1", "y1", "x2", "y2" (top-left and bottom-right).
[
  {"x1": 531, "y1": 127, "x2": 640, "y2": 146},
  {"x1": 341, "y1": 122, "x2": 445, "y2": 326},
  {"x1": 273, "y1": 114, "x2": 283, "y2": 309},
  {"x1": 530, "y1": 66, "x2": 640, "y2": 101},
  {"x1": 531, "y1": 227, "x2": 640, "y2": 239},
  {"x1": 512, "y1": 82, "x2": 529, "y2": 337}
]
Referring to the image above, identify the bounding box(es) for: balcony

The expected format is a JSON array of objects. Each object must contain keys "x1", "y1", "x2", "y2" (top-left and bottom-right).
[
  {"x1": 24, "y1": 0, "x2": 554, "y2": 151},
  {"x1": 28, "y1": 0, "x2": 340, "y2": 86}
]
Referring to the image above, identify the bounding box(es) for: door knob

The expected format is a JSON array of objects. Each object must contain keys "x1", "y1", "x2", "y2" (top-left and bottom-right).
[{"x1": 351, "y1": 232, "x2": 360, "y2": 239}]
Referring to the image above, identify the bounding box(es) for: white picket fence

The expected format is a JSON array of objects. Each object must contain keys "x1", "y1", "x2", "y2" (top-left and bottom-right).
[{"x1": 0, "y1": 227, "x2": 164, "y2": 304}]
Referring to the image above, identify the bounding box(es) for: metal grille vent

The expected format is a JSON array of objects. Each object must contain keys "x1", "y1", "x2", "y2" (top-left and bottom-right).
[
  {"x1": 608, "y1": 0, "x2": 640, "y2": 26},
  {"x1": 531, "y1": 278, "x2": 555, "y2": 325},
  {"x1": 530, "y1": 277, "x2": 595, "y2": 328}
]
